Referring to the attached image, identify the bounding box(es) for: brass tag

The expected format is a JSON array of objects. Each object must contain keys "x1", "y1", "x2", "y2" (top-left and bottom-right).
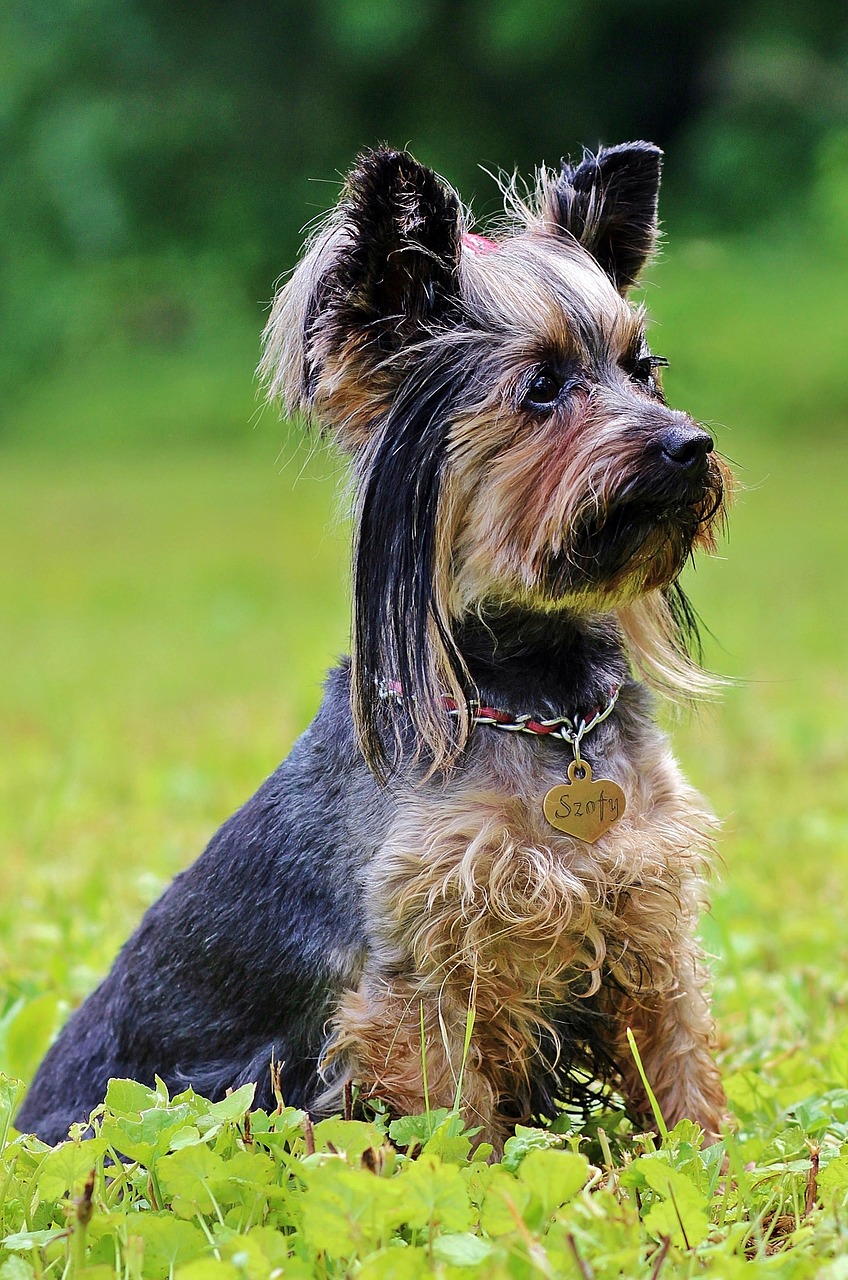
[{"x1": 543, "y1": 760, "x2": 626, "y2": 844}]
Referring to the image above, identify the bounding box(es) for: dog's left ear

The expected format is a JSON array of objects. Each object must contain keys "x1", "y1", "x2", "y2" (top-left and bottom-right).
[
  {"x1": 336, "y1": 147, "x2": 463, "y2": 340},
  {"x1": 259, "y1": 148, "x2": 463, "y2": 435},
  {"x1": 546, "y1": 141, "x2": 662, "y2": 290}
]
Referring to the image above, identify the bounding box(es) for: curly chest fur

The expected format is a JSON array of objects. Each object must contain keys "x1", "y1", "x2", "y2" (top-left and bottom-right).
[{"x1": 366, "y1": 720, "x2": 717, "y2": 1010}]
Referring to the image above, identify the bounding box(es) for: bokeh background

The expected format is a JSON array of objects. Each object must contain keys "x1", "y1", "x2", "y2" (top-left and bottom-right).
[{"x1": 1, "y1": 0, "x2": 848, "y2": 1099}]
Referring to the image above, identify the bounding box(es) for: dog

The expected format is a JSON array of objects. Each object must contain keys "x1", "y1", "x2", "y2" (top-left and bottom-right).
[{"x1": 18, "y1": 142, "x2": 729, "y2": 1150}]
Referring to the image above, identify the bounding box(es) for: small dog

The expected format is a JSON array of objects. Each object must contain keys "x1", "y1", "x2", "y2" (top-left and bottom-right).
[{"x1": 19, "y1": 143, "x2": 729, "y2": 1149}]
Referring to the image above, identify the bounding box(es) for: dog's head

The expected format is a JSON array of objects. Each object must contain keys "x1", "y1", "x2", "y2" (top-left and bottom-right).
[{"x1": 261, "y1": 146, "x2": 730, "y2": 774}]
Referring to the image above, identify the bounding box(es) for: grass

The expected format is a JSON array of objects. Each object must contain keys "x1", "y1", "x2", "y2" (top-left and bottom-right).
[{"x1": 1, "y1": 232, "x2": 847, "y2": 1275}]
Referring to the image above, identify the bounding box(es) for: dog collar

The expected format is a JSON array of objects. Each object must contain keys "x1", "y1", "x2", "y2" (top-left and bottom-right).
[
  {"x1": 378, "y1": 680, "x2": 621, "y2": 756},
  {"x1": 378, "y1": 679, "x2": 626, "y2": 842}
]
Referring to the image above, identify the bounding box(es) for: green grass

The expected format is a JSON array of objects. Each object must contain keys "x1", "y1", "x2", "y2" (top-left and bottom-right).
[
  {"x1": 1, "y1": 233, "x2": 848, "y2": 1276},
  {"x1": 0, "y1": 435, "x2": 846, "y2": 1277},
  {"x1": 0, "y1": 445, "x2": 351, "y2": 1051}
]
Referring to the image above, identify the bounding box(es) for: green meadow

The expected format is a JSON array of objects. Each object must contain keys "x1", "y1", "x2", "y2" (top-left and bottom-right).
[{"x1": 1, "y1": 235, "x2": 847, "y2": 1276}]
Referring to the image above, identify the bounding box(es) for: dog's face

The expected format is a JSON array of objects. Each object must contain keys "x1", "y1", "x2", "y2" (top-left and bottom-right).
[
  {"x1": 261, "y1": 146, "x2": 729, "y2": 770},
  {"x1": 443, "y1": 231, "x2": 726, "y2": 615}
]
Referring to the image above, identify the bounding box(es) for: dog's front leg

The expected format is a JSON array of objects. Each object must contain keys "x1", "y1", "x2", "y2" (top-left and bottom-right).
[
  {"x1": 604, "y1": 932, "x2": 727, "y2": 1141},
  {"x1": 323, "y1": 970, "x2": 516, "y2": 1149}
]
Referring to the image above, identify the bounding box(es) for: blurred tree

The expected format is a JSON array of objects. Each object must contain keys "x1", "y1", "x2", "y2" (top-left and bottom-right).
[{"x1": 2, "y1": 0, "x2": 847, "y2": 436}]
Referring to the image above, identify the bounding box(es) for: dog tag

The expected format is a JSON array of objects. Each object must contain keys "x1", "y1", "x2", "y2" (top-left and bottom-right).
[{"x1": 543, "y1": 760, "x2": 626, "y2": 843}]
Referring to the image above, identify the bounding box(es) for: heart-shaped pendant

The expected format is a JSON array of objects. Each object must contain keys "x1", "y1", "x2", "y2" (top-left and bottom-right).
[{"x1": 543, "y1": 759, "x2": 626, "y2": 843}]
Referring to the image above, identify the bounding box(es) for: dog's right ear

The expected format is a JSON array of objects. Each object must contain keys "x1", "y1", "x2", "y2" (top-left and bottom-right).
[
  {"x1": 544, "y1": 142, "x2": 663, "y2": 291},
  {"x1": 260, "y1": 148, "x2": 463, "y2": 441}
]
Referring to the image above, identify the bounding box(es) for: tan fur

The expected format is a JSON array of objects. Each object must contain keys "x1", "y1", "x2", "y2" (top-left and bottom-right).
[
  {"x1": 443, "y1": 367, "x2": 730, "y2": 705},
  {"x1": 260, "y1": 174, "x2": 728, "y2": 721},
  {"x1": 618, "y1": 592, "x2": 726, "y2": 702},
  {"x1": 264, "y1": 150, "x2": 730, "y2": 1143},
  {"x1": 322, "y1": 718, "x2": 726, "y2": 1146}
]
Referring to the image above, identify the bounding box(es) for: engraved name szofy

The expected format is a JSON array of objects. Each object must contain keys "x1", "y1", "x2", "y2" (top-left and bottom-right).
[{"x1": 553, "y1": 790, "x2": 620, "y2": 821}]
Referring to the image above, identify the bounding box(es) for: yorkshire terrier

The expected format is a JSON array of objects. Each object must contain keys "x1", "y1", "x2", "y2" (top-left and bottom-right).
[{"x1": 19, "y1": 142, "x2": 729, "y2": 1150}]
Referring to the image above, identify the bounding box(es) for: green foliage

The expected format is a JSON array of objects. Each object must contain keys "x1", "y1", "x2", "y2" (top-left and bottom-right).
[
  {"x1": 3, "y1": 0, "x2": 848, "y2": 442},
  {"x1": 1, "y1": 158, "x2": 847, "y2": 1270},
  {"x1": 3, "y1": 1081, "x2": 848, "y2": 1276}
]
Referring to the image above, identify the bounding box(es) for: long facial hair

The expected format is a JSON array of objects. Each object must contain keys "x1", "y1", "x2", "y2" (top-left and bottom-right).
[
  {"x1": 351, "y1": 348, "x2": 475, "y2": 779},
  {"x1": 259, "y1": 144, "x2": 732, "y2": 777}
]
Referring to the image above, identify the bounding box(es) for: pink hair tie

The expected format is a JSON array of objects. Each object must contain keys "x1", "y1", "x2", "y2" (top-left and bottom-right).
[{"x1": 462, "y1": 232, "x2": 499, "y2": 255}]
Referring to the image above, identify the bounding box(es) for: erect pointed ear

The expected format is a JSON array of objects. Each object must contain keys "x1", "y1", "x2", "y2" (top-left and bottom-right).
[
  {"x1": 546, "y1": 141, "x2": 662, "y2": 290},
  {"x1": 334, "y1": 147, "x2": 463, "y2": 340},
  {"x1": 259, "y1": 148, "x2": 464, "y2": 433}
]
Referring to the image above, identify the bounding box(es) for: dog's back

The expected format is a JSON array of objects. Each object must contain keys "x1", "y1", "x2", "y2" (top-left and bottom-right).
[{"x1": 17, "y1": 667, "x2": 385, "y2": 1142}]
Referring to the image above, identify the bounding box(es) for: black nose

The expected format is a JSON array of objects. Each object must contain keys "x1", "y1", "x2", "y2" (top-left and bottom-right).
[{"x1": 659, "y1": 424, "x2": 714, "y2": 474}]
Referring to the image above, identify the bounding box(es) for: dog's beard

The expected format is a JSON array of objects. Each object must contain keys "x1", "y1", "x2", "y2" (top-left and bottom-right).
[{"x1": 539, "y1": 472, "x2": 726, "y2": 602}]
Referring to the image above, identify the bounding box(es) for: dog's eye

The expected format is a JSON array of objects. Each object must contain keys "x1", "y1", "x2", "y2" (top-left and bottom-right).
[
  {"x1": 521, "y1": 369, "x2": 563, "y2": 411},
  {"x1": 629, "y1": 353, "x2": 668, "y2": 392}
]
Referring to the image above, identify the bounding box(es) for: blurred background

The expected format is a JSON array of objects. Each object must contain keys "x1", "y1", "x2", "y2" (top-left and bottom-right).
[
  {"x1": 3, "y1": 0, "x2": 848, "y2": 449},
  {"x1": 1, "y1": 0, "x2": 847, "y2": 1084}
]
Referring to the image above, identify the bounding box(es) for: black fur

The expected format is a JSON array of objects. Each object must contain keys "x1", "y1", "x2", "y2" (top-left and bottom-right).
[
  {"x1": 18, "y1": 142, "x2": 721, "y2": 1145},
  {"x1": 301, "y1": 149, "x2": 462, "y2": 401},
  {"x1": 16, "y1": 670, "x2": 381, "y2": 1142},
  {"x1": 17, "y1": 613, "x2": 639, "y2": 1144},
  {"x1": 333, "y1": 148, "x2": 462, "y2": 345},
  {"x1": 352, "y1": 342, "x2": 479, "y2": 776},
  {"x1": 457, "y1": 606, "x2": 629, "y2": 717},
  {"x1": 551, "y1": 141, "x2": 662, "y2": 290}
]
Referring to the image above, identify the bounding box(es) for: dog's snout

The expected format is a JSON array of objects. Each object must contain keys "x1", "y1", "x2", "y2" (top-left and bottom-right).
[{"x1": 659, "y1": 424, "x2": 714, "y2": 474}]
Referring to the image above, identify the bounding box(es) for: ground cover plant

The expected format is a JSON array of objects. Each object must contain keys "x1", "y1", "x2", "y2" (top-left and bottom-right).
[{"x1": 1, "y1": 237, "x2": 847, "y2": 1276}]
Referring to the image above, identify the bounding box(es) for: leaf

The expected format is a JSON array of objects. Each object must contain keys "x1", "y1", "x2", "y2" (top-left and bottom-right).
[
  {"x1": 312, "y1": 1117, "x2": 387, "y2": 1157},
  {"x1": 298, "y1": 1161, "x2": 402, "y2": 1257},
  {"x1": 173, "y1": 1262, "x2": 240, "y2": 1280},
  {"x1": 517, "y1": 1148, "x2": 589, "y2": 1218},
  {"x1": 36, "y1": 1137, "x2": 106, "y2": 1199},
  {"x1": 357, "y1": 1247, "x2": 430, "y2": 1280},
  {"x1": 240, "y1": 1226, "x2": 298, "y2": 1270},
  {"x1": 461, "y1": 1160, "x2": 495, "y2": 1208},
  {"x1": 168, "y1": 1127, "x2": 204, "y2": 1150},
  {"x1": 103, "y1": 1079, "x2": 162, "y2": 1117},
  {"x1": 663, "y1": 1118, "x2": 704, "y2": 1153},
  {"x1": 2, "y1": 1229, "x2": 66, "y2": 1252},
  {"x1": 201, "y1": 1084, "x2": 256, "y2": 1128},
  {"x1": 643, "y1": 1193, "x2": 709, "y2": 1251},
  {"x1": 0, "y1": 1258, "x2": 36, "y2": 1280},
  {"x1": 0, "y1": 1076, "x2": 26, "y2": 1150},
  {"x1": 217, "y1": 1232, "x2": 287, "y2": 1277},
  {"x1": 501, "y1": 1125, "x2": 561, "y2": 1173},
  {"x1": 397, "y1": 1154, "x2": 472, "y2": 1233},
  {"x1": 819, "y1": 1154, "x2": 848, "y2": 1200},
  {"x1": 432, "y1": 1232, "x2": 495, "y2": 1266},
  {"x1": 388, "y1": 1109, "x2": 452, "y2": 1148},
  {"x1": 156, "y1": 1144, "x2": 229, "y2": 1214},
  {"x1": 249, "y1": 1106, "x2": 307, "y2": 1147},
  {"x1": 216, "y1": 1149, "x2": 276, "y2": 1191},
  {"x1": 422, "y1": 1112, "x2": 474, "y2": 1165},
  {"x1": 100, "y1": 1103, "x2": 193, "y2": 1165},
  {"x1": 186, "y1": 1148, "x2": 278, "y2": 1217},
  {"x1": 479, "y1": 1166, "x2": 531, "y2": 1237},
  {"x1": 125, "y1": 1215, "x2": 207, "y2": 1276},
  {"x1": 640, "y1": 1160, "x2": 710, "y2": 1249}
]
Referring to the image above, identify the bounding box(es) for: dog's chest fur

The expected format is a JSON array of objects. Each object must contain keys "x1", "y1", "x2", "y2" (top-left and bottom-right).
[{"x1": 365, "y1": 680, "x2": 716, "y2": 1015}]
